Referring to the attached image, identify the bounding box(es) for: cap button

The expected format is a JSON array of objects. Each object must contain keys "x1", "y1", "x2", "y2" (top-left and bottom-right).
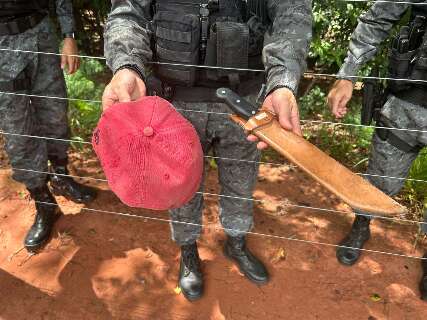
[{"x1": 143, "y1": 126, "x2": 154, "y2": 137}]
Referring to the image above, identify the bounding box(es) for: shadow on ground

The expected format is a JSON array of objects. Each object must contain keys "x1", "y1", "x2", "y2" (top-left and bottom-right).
[{"x1": 0, "y1": 165, "x2": 426, "y2": 320}]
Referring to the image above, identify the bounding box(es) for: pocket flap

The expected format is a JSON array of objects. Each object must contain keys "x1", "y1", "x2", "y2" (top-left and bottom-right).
[
  {"x1": 156, "y1": 45, "x2": 193, "y2": 62},
  {"x1": 156, "y1": 26, "x2": 192, "y2": 44}
]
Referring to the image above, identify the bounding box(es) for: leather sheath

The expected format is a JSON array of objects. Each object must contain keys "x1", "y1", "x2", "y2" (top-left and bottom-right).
[{"x1": 231, "y1": 111, "x2": 407, "y2": 216}]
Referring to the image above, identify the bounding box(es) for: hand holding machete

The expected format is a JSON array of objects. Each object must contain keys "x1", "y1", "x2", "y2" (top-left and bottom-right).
[
  {"x1": 247, "y1": 87, "x2": 302, "y2": 149},
  {"x1": 216, "y1": 87, "x2": 406, "y2": 216}
]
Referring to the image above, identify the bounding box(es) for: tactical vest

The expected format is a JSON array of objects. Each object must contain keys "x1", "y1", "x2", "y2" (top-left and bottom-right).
[
  {"x1": 388, "y1": 4, "x2": 427, "y2": 104},
  {"x1": 0, "y1": 0, "x2": 49, "y2": 18},
  {"x1": 151, "y1": 0, "x2": 268, "y2": 87}
]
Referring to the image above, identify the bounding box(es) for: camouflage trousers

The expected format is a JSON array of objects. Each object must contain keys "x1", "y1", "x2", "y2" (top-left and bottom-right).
[
  {"x1": 0, "y1": 17, "x2": 69, "y2": 190},
  {"x1": 356, "y1": 94, "x2": 427, "y2": 231},
  {"x1": 169, "y1": 100, "x2": 260, "y2": 245}
]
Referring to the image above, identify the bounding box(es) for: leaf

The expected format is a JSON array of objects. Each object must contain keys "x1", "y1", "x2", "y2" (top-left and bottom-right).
[
  {"x1": 370, "y1": 293, "x2": 381, "y2": 302},
  {"x1": 174, "y1": 286, "x2": 182, "y2": 295}
]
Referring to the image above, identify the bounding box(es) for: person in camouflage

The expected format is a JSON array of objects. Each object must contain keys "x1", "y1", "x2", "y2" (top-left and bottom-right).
[
  {"x1": 103, "y1": 0, "x2": 312, "y2": 301},
  {"x1": 327, "y1": 0, "x2": 427, "y2": 300},
  {"x1": 0, "y1": 0, "x2": 95, "y2": 252}
]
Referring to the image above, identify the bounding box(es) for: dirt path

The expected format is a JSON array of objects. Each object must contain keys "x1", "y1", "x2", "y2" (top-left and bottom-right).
[{"x1": 0, "y1": 160, "x2": 426, "y2": 320}]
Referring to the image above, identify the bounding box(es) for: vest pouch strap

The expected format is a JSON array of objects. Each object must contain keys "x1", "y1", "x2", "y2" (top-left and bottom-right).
[
  {"x1": 153, "y1": 11, "x2": 201, "y2": 86},
  {"x1": 205, "y1": 21, "x2": 249, "y2": 84},
  {"x1": 205, "y1": 24, "x2": 219, "y2": 81},
  {"x1": 387, "y1": 48, "x2": 417, "y2": 93},
  {"x1": 217, "y1": 22, "x2": 249, "y2": 81}
]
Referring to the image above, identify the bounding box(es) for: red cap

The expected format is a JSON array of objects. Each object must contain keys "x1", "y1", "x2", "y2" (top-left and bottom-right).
[{"x1": 92, "y1": 96, "x2": 203, "y2": 210}]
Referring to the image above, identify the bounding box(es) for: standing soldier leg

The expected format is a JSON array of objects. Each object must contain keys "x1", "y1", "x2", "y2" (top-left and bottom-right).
[
  {"x1": 170, "y1": 192, "x2": 205, "y2": 301},
  {"x1": 168, "y1": 101, "x2": 211, "y2": 302},
  {"x1": 337, "y1": 94, "x2": 425, "y2": 266},
  {"x1": 209, "y1": 102, "x2": 269, "y2": 284},
  {"x1": 30, "y1": 20, "x2": 95, "y2": 204},
  {"x1": 0, "y1": 42, "x2": 62, "y2": 252},
  {"x1": 337, "y1": 133, "x2": 419, "y2": 265},
  {"x1": 0, "y1": 77, "x2": 48, "y2": 190}
]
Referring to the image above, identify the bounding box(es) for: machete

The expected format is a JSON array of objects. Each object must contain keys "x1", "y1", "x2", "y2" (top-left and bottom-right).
[{"x1": 216, "y1": 87, "x2": 406, "y2": 216}]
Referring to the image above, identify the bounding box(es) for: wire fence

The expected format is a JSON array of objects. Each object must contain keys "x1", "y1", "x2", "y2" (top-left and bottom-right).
[
  {"x1": 1, "y1": 128, "x2": 427, "y2": 185},
  {"x1": 3, "y1": 196, "x2": 424, "y2": 261},
  {"x1": 0, "y1": 0, "x2": 426, "y2": 263},
  {"x1": 0, "y1": 165, "x2": 425, "y2": 228}
]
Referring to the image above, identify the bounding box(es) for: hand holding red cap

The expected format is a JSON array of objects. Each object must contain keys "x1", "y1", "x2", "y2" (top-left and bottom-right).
[{"x1": 92, "y1": 96, "x2": 204, "y2": 210}]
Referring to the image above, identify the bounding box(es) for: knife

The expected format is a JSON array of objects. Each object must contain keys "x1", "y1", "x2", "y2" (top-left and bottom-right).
[{"x1": 216, "y1": 87, "x2": 407, "y2": 216}]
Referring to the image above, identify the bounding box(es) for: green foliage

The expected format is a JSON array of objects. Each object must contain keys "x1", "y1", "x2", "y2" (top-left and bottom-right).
[
  {"x1": 311, "y1": 0, "x2": 408, "y2": 76},
  {"x1": 299, "y1": 85, "x2": 373, "y2": 168},
  {"x1": 72, "y1": 1, "x2": 111, "y2": 56},
  {"x1": 405, "y1": 150, "x2": 427, "y2": 206},
  {"x1": 65, "y1": 58, "x2": 105, "y2": 146},
  {"x1": 311, "y1": 0, "x2": 368, "y2": 71}
]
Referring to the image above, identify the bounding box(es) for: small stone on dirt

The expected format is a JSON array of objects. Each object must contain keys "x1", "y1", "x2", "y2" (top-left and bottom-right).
[{"x1": 271, "y1": 248, "x2": 287, "y2": 264}]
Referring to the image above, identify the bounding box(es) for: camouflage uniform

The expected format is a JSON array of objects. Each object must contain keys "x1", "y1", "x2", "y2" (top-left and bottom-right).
[
  {"x1": 169, "y1": 99, "x2": 260, "y2": 244},
  {"x1": 0, "y1": 1, "x2": 75, "y2": 190},
  {"x1": 337, "y1": 1, "x2": 427, "y2": 218},
  {"x1": 104, "y1": 0, "x2": 312, "y2": 245}
]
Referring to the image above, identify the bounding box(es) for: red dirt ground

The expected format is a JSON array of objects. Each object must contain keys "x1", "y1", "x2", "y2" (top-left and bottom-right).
[{"x1": 0, "y1": 154, "x2": 426, "y2": 320}]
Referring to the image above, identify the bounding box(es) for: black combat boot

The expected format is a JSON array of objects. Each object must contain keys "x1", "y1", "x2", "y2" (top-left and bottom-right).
[
  {"x1": 179, "y1": 243, "x2": 203, "y2": 301},
  {"x1": 24, "y1": 185, "x2": 62, "y2": 252},
  {"x1": 336, "y1": 215, "x2": 371, "y2": 266},
  {"x1": 49, "y1": 158, "x2": 96, "y2": 204},
  {"x1": 223, "y1": 235, "x2": 269, "y2": 284},
  {"x1": 421, "y1": 252, "x2": 427, "y2": 301}
]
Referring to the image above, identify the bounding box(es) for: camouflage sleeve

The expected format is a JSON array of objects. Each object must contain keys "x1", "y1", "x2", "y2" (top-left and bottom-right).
[
  {"x1": 337, "y1": 2, "x2": 413, "y2": 80},
  {"x1": 54, "y1": 0, "x2": 75, "y2": 35},
  {"x1": 263, "y1": 0, "x2": 313, "y2": 96},
  {"x1": 104, "y1": 0, "x2": 153, "y2": 79}
]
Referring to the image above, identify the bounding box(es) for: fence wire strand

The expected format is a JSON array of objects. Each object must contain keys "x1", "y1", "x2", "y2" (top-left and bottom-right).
[
  {"x1": 1, "y1": 166, "x2": 425, "y2": 228},
  {"x1": 1, "y1": 90, "x2": 427, "y2": 135},
  {"x1": 1, "y1": 127, "x2": 427, "y2": 185},
  {"x1": 2, "y1": 46, "x2": 427, "y2": 84}
]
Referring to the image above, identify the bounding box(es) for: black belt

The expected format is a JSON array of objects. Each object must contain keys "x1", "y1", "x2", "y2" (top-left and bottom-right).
[
  {"x1": 170, "y1": 75, "x2": 264, "y2": 103},
  {"x1": 173, "y1": 86, "x2": 222, "y2": 102},
  {"x1": 0, "y1": 12, "x2": 46, "y2": 36}
]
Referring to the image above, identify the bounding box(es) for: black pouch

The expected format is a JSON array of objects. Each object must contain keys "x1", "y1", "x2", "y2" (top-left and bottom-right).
[
  {"x1": 153, "y1": 11, "x2": 201, "y2": 86},
  {"x1": 205, "y1": 21, "x2": 249, "y2": 83},
  {"x1": 388, "y1": 48, "x2": 417, "y2": 92}
]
